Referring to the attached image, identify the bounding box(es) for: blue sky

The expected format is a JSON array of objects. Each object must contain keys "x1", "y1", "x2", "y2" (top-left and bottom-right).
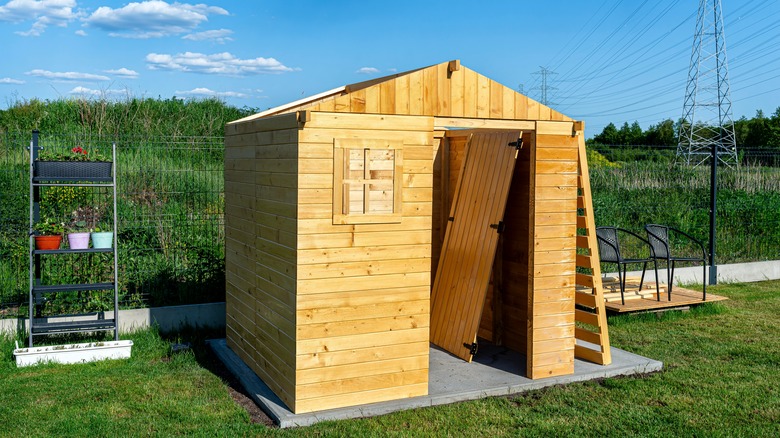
[{"x1": 0, "y1": 0, "x2": 778, "y2": 137}]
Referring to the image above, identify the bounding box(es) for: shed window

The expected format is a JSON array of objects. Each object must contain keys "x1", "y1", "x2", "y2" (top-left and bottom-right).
[{"x1": 333, "y1": 139, "x2": 403, "y2": 224}]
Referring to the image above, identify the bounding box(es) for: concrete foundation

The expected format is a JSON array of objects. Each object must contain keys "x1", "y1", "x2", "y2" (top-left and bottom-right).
[{"x1": 208, "y1": 339, "x2": 663, "y2": 428}]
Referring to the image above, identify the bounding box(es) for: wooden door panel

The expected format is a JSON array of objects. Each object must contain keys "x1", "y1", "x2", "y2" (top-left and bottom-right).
[{"x1": 430, "y1": 130, "x2": 521, "y2": 361}]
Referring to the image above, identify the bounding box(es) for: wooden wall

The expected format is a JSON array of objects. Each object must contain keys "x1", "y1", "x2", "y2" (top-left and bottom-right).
[
  {"x1": 526, "y1": 122, "x2": 579, "y2": 378},
  {"x1": 224, "y1": 112, "x2": 300, "y2": 410},
  {"x1": 293, "y1": 112, "x2": 434, "y2": 413},
  {"x1": 256, "y1": 62, "x2": 571, "y2": 123}
]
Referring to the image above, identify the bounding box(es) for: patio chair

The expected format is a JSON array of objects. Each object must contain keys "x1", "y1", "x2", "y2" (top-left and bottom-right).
[
  {"x1": 644, "y1": 224, "x2": 707, "y2": 301},
  {"x1": 596, "y1": 226, "x2": 657, "y2": 305}
]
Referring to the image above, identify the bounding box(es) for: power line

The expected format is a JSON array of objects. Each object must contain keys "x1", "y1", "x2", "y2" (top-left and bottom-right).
[{"x1": 521, "y1": 0, "x2": 779, "y2": 135}]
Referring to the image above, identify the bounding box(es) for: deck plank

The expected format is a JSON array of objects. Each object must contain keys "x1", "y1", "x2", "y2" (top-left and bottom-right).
[{"x1": 601, "y1": 276, "x2": 728, "y2": 313}]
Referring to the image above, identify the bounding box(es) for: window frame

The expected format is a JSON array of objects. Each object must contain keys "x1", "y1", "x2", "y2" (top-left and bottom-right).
[{"x1": 333, "y1": 138, "x2": 403, "y2": 225}]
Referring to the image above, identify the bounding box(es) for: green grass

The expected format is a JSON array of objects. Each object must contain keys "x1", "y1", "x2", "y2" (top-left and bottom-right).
[{"x1": 1, "y1": 281, "x2": 779, "y2": 436}]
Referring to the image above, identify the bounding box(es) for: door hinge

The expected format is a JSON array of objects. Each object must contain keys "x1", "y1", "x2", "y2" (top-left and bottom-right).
[
  {"x1": 508, "y1": 137, "x2": 523, "y2": 158},
  {"x1": 507, "y1": 138, "x2": 523, "y2": 150},
  {"x1": 490, "y1": 221, "x2": 505, "y2": 233},
  {"x1": 464, "y1": 342, "x2": 478, "y2": 356}
]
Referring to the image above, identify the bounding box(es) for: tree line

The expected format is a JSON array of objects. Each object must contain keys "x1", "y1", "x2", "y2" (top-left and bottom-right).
[{"x1": 589, "y1": 108, "x2": 780, "y2": 149}]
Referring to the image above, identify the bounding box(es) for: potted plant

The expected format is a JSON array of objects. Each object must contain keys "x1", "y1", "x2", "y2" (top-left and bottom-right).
[
  {"x1": 33, "y1": 219, "x2": 64, "y2": 250},
  {"x1": 67, "y1": 205, "x2": 102, "y2": 250},
  {"x1": 35, "y1": 145, "x2": 111, "y2": 180},
  {"x1": 67, "y1": 219, "x2": 91, "y2": 249},
  {"x1": 91, "y1": 223, "x2": 113, "y2": 249}
]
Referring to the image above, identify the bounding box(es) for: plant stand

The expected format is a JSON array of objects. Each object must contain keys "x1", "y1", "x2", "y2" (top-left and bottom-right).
[{"x1": 27, "y1": 130, "x2": 123, "y2": 351}]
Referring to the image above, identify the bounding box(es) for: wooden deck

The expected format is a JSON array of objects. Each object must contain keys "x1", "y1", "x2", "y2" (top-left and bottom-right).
[{"x1": 594, "y1": 276, "x2": 728, "y2": 313}]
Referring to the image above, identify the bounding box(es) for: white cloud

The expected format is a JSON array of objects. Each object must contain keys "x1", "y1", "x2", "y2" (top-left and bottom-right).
[
  {"x1": 146, "y1": 52, "x2": 297, "y2": 75},
  {"x1": 26, "y1": 69, "x2": 110, "y2": 81},
  {"x1": 182, "y1": 28, "x2": 232, "y2": 44},
  {"x1": 84, "y1": 1, "x2": 228, "y2": 39},
  {"x1": 0, "y1": 0, "x2": 78, "y2": 36},
  {"x1": 356, "y1": 67, "x2": 380, "y2": 75},
  {"x1": 68, "y1": 86, "x2": 102, "y2": 96},
  {"x1": 1, "y1": 77, "x2": 25, "y2": 84},
  {"x1": 104, "y1": 67, "x2": 139, "y2": 78},
  {"x1": 68, "y1": 86, "x2": 126, "y2": 96},
  {"x1": 175, "y1": 87, "x2": 247, "y2": 98},
  {"x1": 74, "y1": 28, "x2": 85, "y2": 36}
]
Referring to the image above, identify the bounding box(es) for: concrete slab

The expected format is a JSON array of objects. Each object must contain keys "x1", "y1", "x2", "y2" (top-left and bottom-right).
[{"x1": 208, "y1": 339, "x2": 663, "y2": 428}]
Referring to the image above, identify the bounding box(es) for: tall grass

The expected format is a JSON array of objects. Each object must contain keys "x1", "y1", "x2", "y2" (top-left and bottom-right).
[
  {"x1": 3, "y1": 98, "x2": 780, "y2": 316},
  {"x1": 0, "y1": 96, "x2": 253, "y2": 137},
  {"x1": 590, "y1": 157, "x2": 780, "y2": 263}
]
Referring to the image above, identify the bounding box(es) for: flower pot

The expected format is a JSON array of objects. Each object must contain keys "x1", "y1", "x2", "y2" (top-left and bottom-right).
[
  {"x1": 67, "y1": 232, "x2": 90, "y2": 249},
  {"x1": 91, "y1": 231, "x2": 113, "y2": 249},
  {"x1": 34, "y1": 235, "x2": 62, "y2": 250},
  {"x1": 34, "y1": 161, "x2": 112, "y2": 180}
]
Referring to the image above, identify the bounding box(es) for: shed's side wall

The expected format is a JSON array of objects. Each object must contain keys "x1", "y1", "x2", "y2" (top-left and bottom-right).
[
  {"x1": 527, "y1": 121, "x2": 579, "y2": 378},
  {"x1": 294, "y1": 112, "x2": 434, "y2": 413},
  {"x1": 225, "y1": 113, "x2": 300, "y2": 410}
]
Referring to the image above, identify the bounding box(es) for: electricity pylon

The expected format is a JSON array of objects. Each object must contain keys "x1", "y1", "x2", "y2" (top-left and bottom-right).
[
  {"x1": 531, "y1": 67, "x2": 556, "y2": 106},
  {"x1": 677, "y1": 0, "x2": 737, "y2": 167}
]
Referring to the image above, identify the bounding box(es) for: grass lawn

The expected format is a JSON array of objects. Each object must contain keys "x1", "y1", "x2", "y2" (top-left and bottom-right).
[{"x1": 1, "y1": 281, "x2": 779, "y2": 437}]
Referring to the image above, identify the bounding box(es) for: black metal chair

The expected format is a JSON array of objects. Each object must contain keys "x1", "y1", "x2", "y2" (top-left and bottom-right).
[
  {"x1": 596, "y1": 226, "x2": 656, "y2": 305},
  {"x1": 645, "y1": 224, "x2": 707, "y2": 301}
]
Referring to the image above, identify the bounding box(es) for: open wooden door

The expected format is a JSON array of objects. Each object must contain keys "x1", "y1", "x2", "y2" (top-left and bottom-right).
[{"x1": 430, "y1": 130, "x2": 522, "y2": 361}]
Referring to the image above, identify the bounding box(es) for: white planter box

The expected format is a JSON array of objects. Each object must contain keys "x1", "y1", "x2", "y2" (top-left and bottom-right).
[{"x1": 13, "y1": 340, "x2": 133, "y2": 367}]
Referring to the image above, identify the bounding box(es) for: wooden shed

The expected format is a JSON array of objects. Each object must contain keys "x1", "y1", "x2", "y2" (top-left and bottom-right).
[{"x1": 224, "y1": 60, "x2": 611, "y2": 414}]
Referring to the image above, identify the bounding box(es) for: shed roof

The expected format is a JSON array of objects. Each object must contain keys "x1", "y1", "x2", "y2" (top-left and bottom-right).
[{"x1": 230, "y1": 60, "x2": 572, "y2": 124}]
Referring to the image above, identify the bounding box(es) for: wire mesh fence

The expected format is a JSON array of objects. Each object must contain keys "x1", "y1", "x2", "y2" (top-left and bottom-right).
[
  {"x1": 3, "y1": 135, "x2": 780, "y2": 316},
  {"x1": 1, "y1": 132, "x2": 224, "y2": 316},
  {"x1": 589, "y1": 144, "x2": 780, "y2": 265}
]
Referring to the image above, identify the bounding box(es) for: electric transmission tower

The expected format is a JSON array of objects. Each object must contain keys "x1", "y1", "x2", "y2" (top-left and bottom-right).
[
  {"x1": 531, "y1": 67, "x2": 556, "y2": 106},
  {"x1": 677, "y1": 0, "x2": 737, "y2": 167}
]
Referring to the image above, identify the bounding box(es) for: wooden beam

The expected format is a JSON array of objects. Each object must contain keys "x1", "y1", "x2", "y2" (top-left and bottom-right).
[
  {"x1": 297, "y1": 110, "x2": 310, "y2": 127},
  {"x1": 573, "y1": 120, "x2": 584, "y2": 136},
  {"x1": 448, "y1": 60, "x2": 461, "y2": 72},
  {"x1": 434, "y1": 117, "x2": 535, "y2": 131}
]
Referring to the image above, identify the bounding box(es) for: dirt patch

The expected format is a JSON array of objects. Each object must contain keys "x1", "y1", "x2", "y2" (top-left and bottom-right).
[
  {"x1": 197, "y1": 346, "x2": 276, "y2": 427},
  {"x1": 225, "y1": 384, "x2": 275, "y2": 426}
]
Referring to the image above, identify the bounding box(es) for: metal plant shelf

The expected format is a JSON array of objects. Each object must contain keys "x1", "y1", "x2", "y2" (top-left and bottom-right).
[
  {"x1": 33, "y1": 248, "x2": 114, "y2": 255},
  {"x1": 27, "y1": 131, "x2": 120, "y2": 347},
  {"x1": 30, "y1": 319, "x2": 117, "y2": 335},
  {"x1": 33, "y1": 282, "x2": 115, "y2": 293}
]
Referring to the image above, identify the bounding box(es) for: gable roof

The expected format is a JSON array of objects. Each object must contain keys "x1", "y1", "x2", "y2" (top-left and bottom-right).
[{"x1": 231, "y1": 60, "x2": 571, "y2": 124}]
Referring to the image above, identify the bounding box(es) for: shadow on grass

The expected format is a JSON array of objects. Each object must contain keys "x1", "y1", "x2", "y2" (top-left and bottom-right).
[{"x1": 153, "y1": 325, "x2": 276, "y2": 427}]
